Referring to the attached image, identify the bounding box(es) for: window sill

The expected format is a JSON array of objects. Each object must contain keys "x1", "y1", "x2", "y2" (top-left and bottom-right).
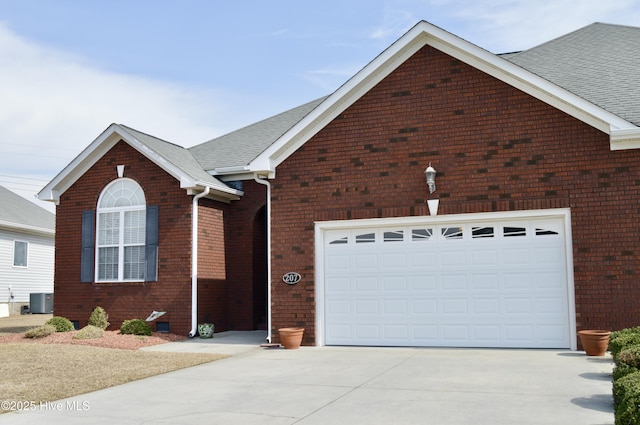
[{"x1": 93, "y1": 280, "x2": 148, "y2": 287}]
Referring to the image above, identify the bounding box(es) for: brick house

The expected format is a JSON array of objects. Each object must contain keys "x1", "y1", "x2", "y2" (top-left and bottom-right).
[{"x1": 39, "y1": 21, "x2": 640, "y2": 349}]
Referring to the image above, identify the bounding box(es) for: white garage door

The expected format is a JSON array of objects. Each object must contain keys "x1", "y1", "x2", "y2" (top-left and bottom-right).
[{"x1": 322, "y1": 214, "x2": 572, "y2": 348}]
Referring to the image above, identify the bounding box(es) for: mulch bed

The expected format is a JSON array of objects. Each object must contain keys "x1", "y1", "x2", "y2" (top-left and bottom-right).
[{"x1": 0, "y1": 330, "x2": 187, "y2": 350}]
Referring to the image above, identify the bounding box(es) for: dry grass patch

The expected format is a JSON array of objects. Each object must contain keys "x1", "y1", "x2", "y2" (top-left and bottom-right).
[{"x1": 0, "y1": 343, "x2": 226, "y2": 413}]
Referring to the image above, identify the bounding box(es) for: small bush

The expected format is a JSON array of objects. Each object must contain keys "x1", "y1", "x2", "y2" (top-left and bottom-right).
[
  {"x1": 614, "y1": 364, "x2": 639, "y2": 382},
  {"x1": 88, "y1": 306, "x2": 109, "y2": 330},
  {"x1": 120, "y1": 319, "x2": 152, "y2": 336},
  {"x1": 45, "y1": 316, "x2": 74, "y2": 332},
  {"x1": 614, "y1": 371, "x2": 640, "y2": 423},
  {"x1": 73, "y1": 325, "x2": 104, "y2": 340},
  {"x1": 618, "y1": 345, "x2": 640, "y2": 369},
  {"x1": 24, "y1": 324, "x2": 56, "y2": 339},
  {"x1": 610, "y1": 327, "x2": 640, "y2": 358}
]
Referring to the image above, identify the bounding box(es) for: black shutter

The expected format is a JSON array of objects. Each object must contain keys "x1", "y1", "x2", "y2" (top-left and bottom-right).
[
  {"x1": 80, "y1": 210, "x2": 95, "y2": 283},
  {"x1": 145, "y1": 206, "x2": 159, "y2": 282}
]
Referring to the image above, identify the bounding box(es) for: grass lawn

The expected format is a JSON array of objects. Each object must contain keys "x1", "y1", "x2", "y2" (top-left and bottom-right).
[{"x1": 0, "y1": 343, "x2": 226, "y2": 414}]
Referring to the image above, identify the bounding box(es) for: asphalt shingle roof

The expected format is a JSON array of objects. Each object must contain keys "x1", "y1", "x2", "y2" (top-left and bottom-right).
[
  {"x1": 189, "y1": 96, "x2": 328, "y2": 171},
  {"x1": 120, "y1": 125, "x2": 233, "y2": 192},
  {"x1": 187, "y1": 23, "x2": 640, "y2": 174},
  {"x1": 0, "y1": 186, "x2": 55, "y2": 232},
  {"x1": 506, "y1": 23, "x2": 640, "y2": 126},
  {"x1": 107, "y1": 22, "x2": 640, "y2": 187}
]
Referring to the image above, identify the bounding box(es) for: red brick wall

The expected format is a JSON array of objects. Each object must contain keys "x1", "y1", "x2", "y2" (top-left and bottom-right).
[
  {"x1": 55, "y1": 141, "x2": 194, "y2": 334},
  {"x1": 196, "y1": 202, "x2": 229, "y2": 330},
  {"x1": 270, "y1": 44, "x2": 640, "y2": 345},
  {"x1": 55, "y1": 140, "x2": 269, "y2": 335},
  {"x1": 225, "y1": 180, "x2": 267, "y2": 330}
]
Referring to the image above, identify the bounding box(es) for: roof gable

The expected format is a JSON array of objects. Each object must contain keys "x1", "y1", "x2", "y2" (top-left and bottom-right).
[
  {"x1": 38, "y1": 124, "x2": 241, "y2": 204},
  {"x1": 0, "y1": 186, "x2": 54, "y2": 236},
  {"x1": 247, "y1": 21, "x2": 640, "y2": 176}
]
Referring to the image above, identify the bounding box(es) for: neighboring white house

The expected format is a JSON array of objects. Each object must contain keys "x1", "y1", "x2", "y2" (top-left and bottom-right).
[{"x1": 0, "y1": 186, "x2": 54, "y2": 316}]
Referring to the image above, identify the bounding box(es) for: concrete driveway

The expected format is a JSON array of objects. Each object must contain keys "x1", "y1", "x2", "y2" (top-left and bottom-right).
[{"x1": 0, "y1": 332, "x2": 614, "y2": 425}]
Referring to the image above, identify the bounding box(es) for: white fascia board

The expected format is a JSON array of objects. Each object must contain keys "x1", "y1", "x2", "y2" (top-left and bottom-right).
[
  {"x1": 116, "y1": 127, "x2": 195, "y2": 189},
  {"x1": 118, "y1": 127, "x2": 241, "y2": 198},
  {"x1": 249, "y1": 25, "x2": 427, "y2": 173},
  {"x1": 185, "y1": 187, "x2": 241, "y2": 203},
  {"x1": 38, "y1": 123, "x2": 123, "y2": 203},
  {"x1": 212, "y1": 165, "x2": 250, "y2": 175},
  {"x1": 213, "y1": 166, "x2": 275, "y2": 180},
  {"x1": 248, "y1": 21, "x2": 639, "y2": 174},
  {"x1": 0, "y1": 220, "x2": 55, "y2": 237},
  {"x1": 610, "y1": 128, "x2": 640, "y2": 150},
  {"x1": 432, "y1": 30, "x2": 638, "y2": 139},
  {"x1": 38, "y1": 124, "x2": 240, "y2": 203}
]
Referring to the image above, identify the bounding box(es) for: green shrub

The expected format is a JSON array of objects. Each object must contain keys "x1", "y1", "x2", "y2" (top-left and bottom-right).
[
  {"x1": 120, "y1": 319, "x2": 152, "y2": 336},
  {"x1": 614, "y1": 364, "x2": 639, "y2": 382},
  {"x1": 45, "y1": 316, "x2": 74, "y2": 332},
  {"x1": 610, "y1": 327, "x2": 640, "y2": 359},
  {"x1": 88, "y1": 306, "x2": 109, "y2": 330},
  {"x1": 614, "y1": 371, "x2": 640, "y2": 424},
  {"x1": 618, "y1": 345, "x2": 640, "y2": 369},
  {"x1": 24, "y1": 324, "x2": 56, "y2": 339},
  {"x1": 73, "y1": 325, "x2": 104, "y2": 340}
]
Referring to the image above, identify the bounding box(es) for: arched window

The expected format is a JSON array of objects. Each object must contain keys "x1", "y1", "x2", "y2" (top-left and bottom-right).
[{"x1": 96, "y1": 179, "x2": 146, "y2": 281}]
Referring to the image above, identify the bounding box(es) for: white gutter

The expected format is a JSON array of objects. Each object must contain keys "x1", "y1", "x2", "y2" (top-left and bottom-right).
[
  {"x1": 254, "y1": 175, "x2": 272, "y2": 343},
  {"x1": 189, "y1": 186, "x2": 210, "y2": 337},
  {"x1": 0, "y1": 220, "x2": 55, "y2": 237}
]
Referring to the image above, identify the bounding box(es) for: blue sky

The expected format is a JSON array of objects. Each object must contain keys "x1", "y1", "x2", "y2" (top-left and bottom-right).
[{"x1": 1, "y1": 0, "x2": 639, "y2": 212}]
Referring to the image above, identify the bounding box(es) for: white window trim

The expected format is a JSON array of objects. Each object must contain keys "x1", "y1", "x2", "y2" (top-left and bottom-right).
[
  {"x1": 95, "y1": 178, "x2": 146, "y2": 283},
  {"x1": 13, "y1": 240, "x2": 28, "y2": 268}
]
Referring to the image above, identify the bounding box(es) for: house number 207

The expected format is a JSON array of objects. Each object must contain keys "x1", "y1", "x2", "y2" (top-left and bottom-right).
[{"x1": 283, "y1": 272, "x2": 301, "y2": 285}]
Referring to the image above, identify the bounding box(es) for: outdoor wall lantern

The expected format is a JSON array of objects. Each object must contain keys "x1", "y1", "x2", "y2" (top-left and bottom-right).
[{"x1": 424, "y1": 163, "x2": 436, "y2": 194}]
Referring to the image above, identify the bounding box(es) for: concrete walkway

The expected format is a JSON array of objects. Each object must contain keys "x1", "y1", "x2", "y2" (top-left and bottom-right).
[{"x1": 0, "y1": 332, "x2": 614, "y2": 424}]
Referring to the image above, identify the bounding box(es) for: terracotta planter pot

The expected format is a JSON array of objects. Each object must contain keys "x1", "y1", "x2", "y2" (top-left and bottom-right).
[
  {"x1": 278, "y1": 327, "x2": 305, "y2": 349},
  {"x1": 578, "y1": 330, "x2": 611, "y2": 356}
]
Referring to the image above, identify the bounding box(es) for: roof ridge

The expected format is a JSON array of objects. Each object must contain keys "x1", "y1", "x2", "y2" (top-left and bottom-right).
[
  {"x1": 510, "y1": 22, "x2": 640, "y2": 58},
  {"x1": 591, "y1": 21, "x2": 640, "y2": 30},
  {"x1": 118, "y1": 124, "x2": 186, "y2": 149}
]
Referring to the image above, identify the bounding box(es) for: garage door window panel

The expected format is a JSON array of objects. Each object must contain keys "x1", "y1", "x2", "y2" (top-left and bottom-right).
[
  {"x1": 329, "y1": 236, "x2": 348, "y2": 245},
  {"x1": 472, "y1": 226, "x2": 494, "y2": 238},
  {"x1": 356, "y1": 233, "x2": 375, "y2": 243},
  {"x1": 442, "y1": 227, "x2": 463, "y2": 239},
  {"x1": 504, "y1": 226, "x2": 526, "y2": 237},
  {"x1": 412, "y1": 228, "x2": 433, "y2": 241},
  {"x1": 535, "y1": 228, "x2": 560, "y2": 236},
  {"x1": 384, "y1": 230, "x2": 404, "y2": 242}
]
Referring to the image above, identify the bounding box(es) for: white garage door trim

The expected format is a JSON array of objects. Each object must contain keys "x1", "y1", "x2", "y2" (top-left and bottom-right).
[{"x1": 315, "y1": 208, "x2": 576, "y2": 349}]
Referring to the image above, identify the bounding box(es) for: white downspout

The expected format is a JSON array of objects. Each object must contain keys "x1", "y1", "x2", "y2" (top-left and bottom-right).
[
  {"x1": 189, "y1": 186, "x2": 210, "y2": 337},
  {"x1": 254, "y1": 175, "x2": 272, "y2": 343}
]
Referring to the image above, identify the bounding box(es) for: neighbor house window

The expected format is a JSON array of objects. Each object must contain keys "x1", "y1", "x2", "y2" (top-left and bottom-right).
[
  {"x1": 13, "y1": 241, "x2": 28, "y2": 267},
  {"x1": 96, "y1": 179, "x2": 146, "y2": 282}
]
